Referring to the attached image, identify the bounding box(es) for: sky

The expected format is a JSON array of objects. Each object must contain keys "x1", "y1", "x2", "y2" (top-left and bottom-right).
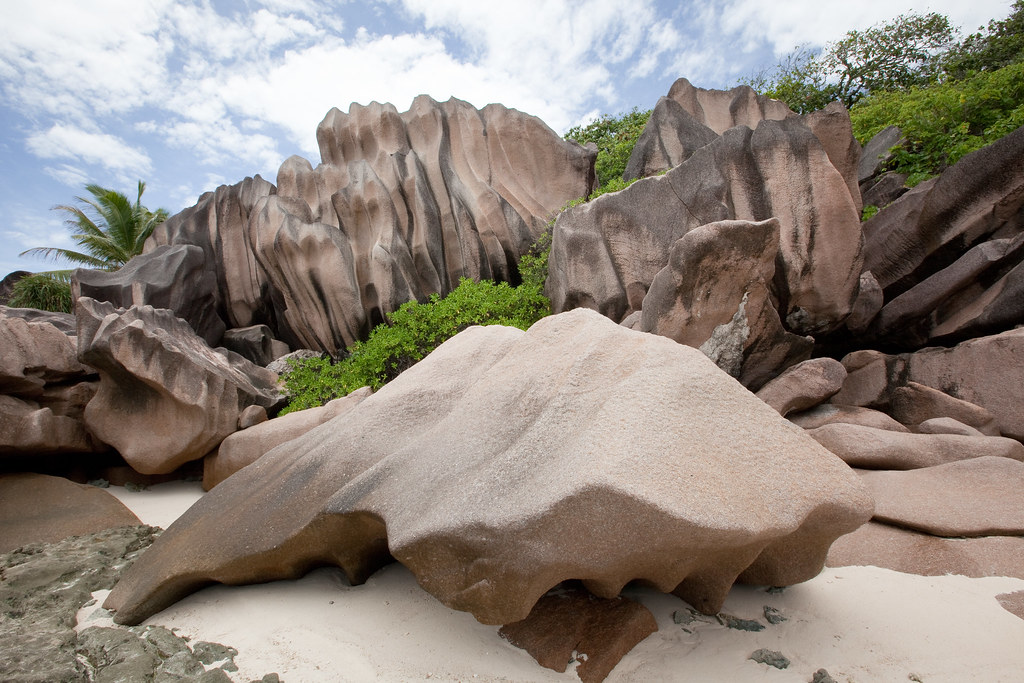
[{"x1": 0, "y1": 0, "x2": 1014, "y2": 277}]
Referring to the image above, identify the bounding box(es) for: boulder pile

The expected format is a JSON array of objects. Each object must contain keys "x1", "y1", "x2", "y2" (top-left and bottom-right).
[{"x1": 2, "y1": 77, "x2": 1023, "y2": 680}]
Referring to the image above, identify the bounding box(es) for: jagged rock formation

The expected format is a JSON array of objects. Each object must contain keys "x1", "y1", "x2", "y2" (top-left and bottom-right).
[
  {"x1": 147, "y1": 96, "x2": 595, "y2": 353},
  {"x1": 547, "y1": 110, "x2": 863, "y2": 387},
  {"x1": 77, "y1": 298, "x2": 283, "y2": 474},
  {"x1": 624, "y1": 78, "x2": 793, "y2": 180},
  {"x1": 73, "y1": 244, "x2": 227, "y2": 347},
  {"x1": 853, "y1": 124, "x2": 1024, "y2": 350},
  {"x1": 105, "y1": 309, "x2": 871, "y2": 627}
]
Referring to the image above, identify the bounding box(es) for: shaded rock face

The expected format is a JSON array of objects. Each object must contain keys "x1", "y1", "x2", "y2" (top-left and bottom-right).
[
  {"x1": 548, "y1": 114, "x2": 863, "y2": 345},
  {"x1": 830, "y1": 328, "x2": 1024, "y2": 440},
  {"x1": 76, "y1": 298, "x2": 283, "y2": 475},
  {"x1": 104, "y1": 309, "x2": 871, "y2": 627},
  {"x1": 856, "y1": 124, "x2": 1024, "y2": 350},
  {"x1": 149, "y1": 97, "x2": 595, "y2": 354},
  {"x1": 72, "y1": 244, "x2": 226, "y2": 347},
  {"x1": 498, "y1": 585, "x2": 658, "y2": 683},
  {"x1": 0, "y1": 313, "x2": 102, "y2": 456},
  {"x1": 637, "y1": 219, "x2": 812, "y2": 389}
]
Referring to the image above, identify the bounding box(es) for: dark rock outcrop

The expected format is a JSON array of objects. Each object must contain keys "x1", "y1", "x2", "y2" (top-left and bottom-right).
[
  {"x1": 104, "y1": 309, "x2": 871, "y2": 627},
  {"x1": 73, "y1": 244, "x2": 226, "y2": 346},
  {"x1": 858, "y1": 124, "x2": 1024, "y2": 349},
  {"x1": 498, "y1": 586, "x2": 658, "y2": 683},
  {"x1": 77, "y1": 298, "x2": 283, "y2": 474}
]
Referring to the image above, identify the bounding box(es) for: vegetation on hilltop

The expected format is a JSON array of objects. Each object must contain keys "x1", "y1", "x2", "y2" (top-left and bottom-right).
[
  {"x1": 564, "y1": 107, "x2": 651, "y2": 195},
  {"x1": 12, "y1": 181, "x2": 168, "y2": 312}
]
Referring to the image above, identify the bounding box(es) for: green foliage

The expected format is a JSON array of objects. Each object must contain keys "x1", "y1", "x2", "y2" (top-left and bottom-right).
[
  {"x1": 564, "y1": 108, "x2": 651, "y2": 187},
  {"x1": 741, "y1": 46, "x2": 841, "y2": 114},
  {"x1": 742, "y1": 11, "x2": 955, "y2": 111},
  {"x1": 7, "y1": 273, "x2": 73, "y2": 313},
  {"x1": 21, "y1": 181, "x2": 168, "y2": 270},
  {"x1": 16, "y1": 181, "x2": 168, "y2": 313},
  {"x1": 941, "y1": 1, "x2": 1024, "y2": 79},
  {"x1": 861, "y1": 205, "x2": 880, "y2": 222},
  {"x1": 280, "y1": 275, "x2": 552, "y2": 414},
  {"x1": 850, "y1": 62, "x2": 1024, "y2": 180}
]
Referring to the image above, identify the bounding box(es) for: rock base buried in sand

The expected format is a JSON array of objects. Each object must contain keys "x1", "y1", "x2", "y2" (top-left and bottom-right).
[
  {"x1": 498, "y1": 585, "x2": 658, "y2": 683},
  {"x1": 997, "y1": 591, "x2": 1024, "y2": 621},
  {"x1": 104, "y1": 309, "x2": 872, "y2": 628}
]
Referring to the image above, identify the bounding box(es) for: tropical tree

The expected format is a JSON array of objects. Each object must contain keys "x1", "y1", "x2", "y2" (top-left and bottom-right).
[
  {"x1": 11, "y1": 181, "x2": 168, "y2": 312},
  {"x1": 742, "y1": 11, "x2": 955, "y2": 112}
]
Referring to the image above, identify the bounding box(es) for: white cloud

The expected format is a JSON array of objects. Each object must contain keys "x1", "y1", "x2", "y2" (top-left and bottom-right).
[
  {"x1": 42, "y1": 164, "x2": 90, "y2": 189},
  {"x1": 26, "y1": 125, "x2": 152, "y2": 174}
]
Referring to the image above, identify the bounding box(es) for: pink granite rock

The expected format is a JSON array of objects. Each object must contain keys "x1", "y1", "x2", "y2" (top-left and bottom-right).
[
  {"x1": 105, "y1": 309, "x2": 871, "y2": 626},
  {"x1": 755, "y1": 358, "x2": 847, "y2": 416},
  {"x1": 807, "y1": 423, "x2": 1024, "y2": 469},
  {"x1": 859, "y1": 457, "x2": 1024, "y2": 536}
]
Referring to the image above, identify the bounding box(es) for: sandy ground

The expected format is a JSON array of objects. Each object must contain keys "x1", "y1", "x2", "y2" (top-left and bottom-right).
[{"x1": 94, "y1": 481, "x2": 1024, "y2": 682}]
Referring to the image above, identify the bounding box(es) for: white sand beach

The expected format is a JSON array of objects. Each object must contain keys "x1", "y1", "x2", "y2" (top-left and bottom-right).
[{"x1": 94, "y1": 481, "x2": 1024, "y2": 682}]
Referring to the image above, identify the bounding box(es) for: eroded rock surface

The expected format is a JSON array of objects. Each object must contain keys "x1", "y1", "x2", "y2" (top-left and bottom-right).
[
  {"x1": 77, "y1": 298, "x2": 283, "y2": 474},
  {"x1": 105, "y1": 309, "x2": 871, "y2": 627},
  {"x1": 756, "y1": 358, "x2": 846, "y2": 417},
  {"x1": 548, "y1": 114, "x2": 863, "y2": 341},
  {"x1": 150, "y1": 97, "x2": 594, "y2": 354},
  {"x1": 72, "y1": 245, "x2": 226, "y2": 346}
]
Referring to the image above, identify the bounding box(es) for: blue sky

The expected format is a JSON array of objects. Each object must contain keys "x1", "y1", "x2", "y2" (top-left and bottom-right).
[{"x1": 0, "y1": 0, "x2": 1013, "y2": 277}]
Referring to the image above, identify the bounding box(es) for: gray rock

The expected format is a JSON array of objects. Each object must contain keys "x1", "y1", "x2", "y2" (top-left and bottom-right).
[
  {"x1": 858, "y1": 125, "x2": 903, "y2": 183},
  {"x1": 812, "y1": 669, "x2": 838, "y2": 683},
  {"x1": 73, "y1": 245, "x2": 226, "y2": 347},
  {"x1": 0, "y1": 306, "x2": 77, "y2": 335},
  {"x1": 222, "y1": 324, "x2": 290, "y2": 366},
  {"x1": 0, "y1": 525, "x2": 158, "y2": 683},
  {"x1": 749, "y1": 648, "x2": 790, "y2": 669},
  {"x1": 718, "y1": 614, "x2": 764, "y2": 631}
]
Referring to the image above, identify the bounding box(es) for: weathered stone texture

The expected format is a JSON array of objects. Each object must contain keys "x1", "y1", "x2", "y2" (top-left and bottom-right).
[
  {"x1": 105, "y1": 309, "x2": 871, "y2": 627},
  {"x1": 77, "y1": 298, "x2": 283, "y2": 474}
]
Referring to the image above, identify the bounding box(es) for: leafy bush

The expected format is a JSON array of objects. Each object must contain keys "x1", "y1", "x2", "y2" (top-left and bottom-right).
[
  {"x1": 8, "y1": 273, "x2": 73, "y2": 313},
  {"x1": 850, "y1": 62, "x2": 1024, "y2": 182},
  {"x1": 281, "y1": 274, "x2": 552, "y2": 414},
  {"x1": 564, "y1": 108, "x2": 651, "y2": 187},
  {"x1": 941, "y1": 0, "x2": 1024, "y2": 79}
]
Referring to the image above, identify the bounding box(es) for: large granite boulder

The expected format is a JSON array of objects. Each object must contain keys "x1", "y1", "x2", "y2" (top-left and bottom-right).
[
  {"x1": 548, "y1": 115, "x2": 863, "y2": 338},
  {"x1": 104, "y1": 309, "x2": 872, "y2": 627},
  {"x1": 146, "y1": 176, "x2": 277, "y2": 336},
  {"x1": 77, "y1": 298, "x2": 283, "y2": 474},
  {"x1": 0, "y1": 473, "x2": 141, "y2": 553},
  {"x1": 150, "y1": 97, "x2": 595, "y2": 354},
  {"x1": 72, "y1": 244, "x2": 226, "y2": 346},
  {"x1": 636, "y1": 218, "x2": 812, "y2": 388},
  {"x1": 755, "y1": 357, "x2": 847, "y2": 417},
  {"x1": 827, "y1": 521, "x2": 1024, "y2": 579},
  {"x1": 0, "y1": 314, "x2": 91, "y2": 396},
  {"x1": 807, "y1": 423, "x2": 1024, "y2": 469},
  {"x1": 0, "y1": 394, "x2": 100, "y2": 455}
]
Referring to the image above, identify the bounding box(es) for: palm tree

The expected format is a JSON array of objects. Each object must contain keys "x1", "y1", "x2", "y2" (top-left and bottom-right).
[{"x1": 10, "y1": 181, "x2": 168, "y2": 312}]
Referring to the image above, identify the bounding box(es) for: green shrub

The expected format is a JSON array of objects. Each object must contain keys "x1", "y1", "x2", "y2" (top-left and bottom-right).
[
  {"x1": 564, "y1": 108, "x2": 651, "y2": 187},
  {"x1": 850, "y1": 62, "x2": 1024, "y2": 181},
  {"x1": 861, "y1": 205, "x2": 880, "y2": 221},
  {"x1": 281, "y1": 274, "x2": 553, "y2": 414},
  {"x1": 8, "y1": 273, "x2": 73, "y2": 313}
]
